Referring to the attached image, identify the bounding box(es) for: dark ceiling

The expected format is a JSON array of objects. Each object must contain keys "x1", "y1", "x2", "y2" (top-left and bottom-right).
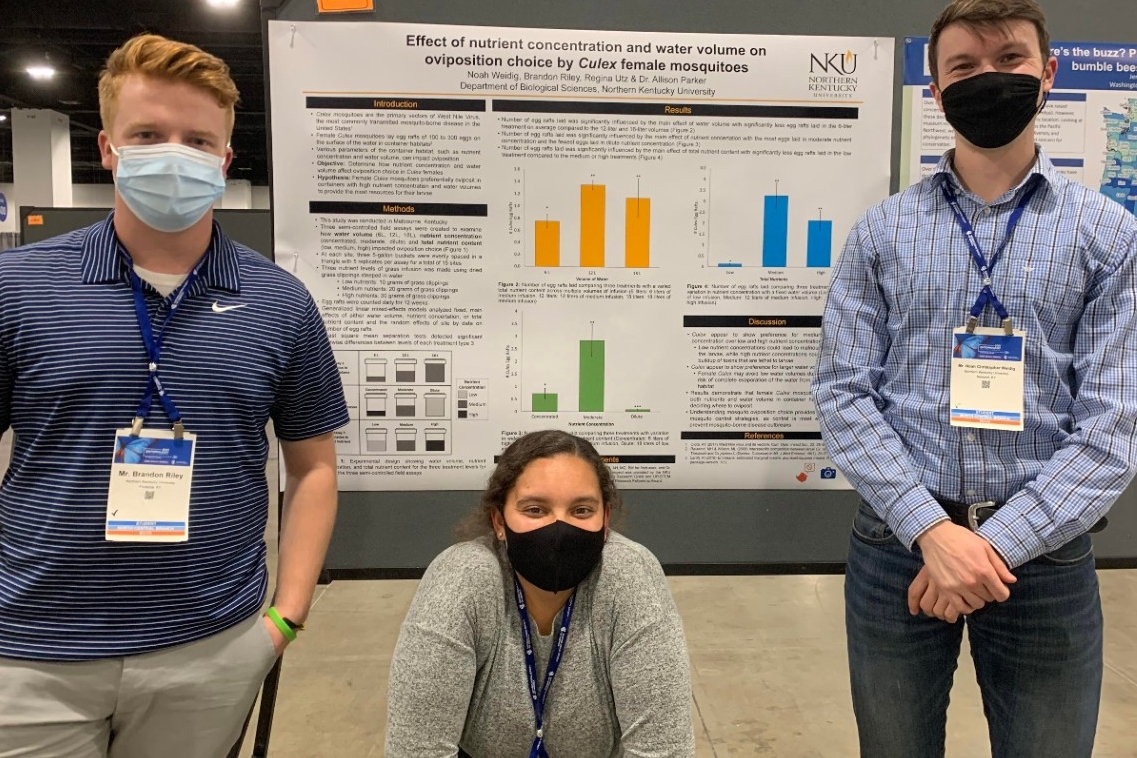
[{"x1": 0, "y1": 0, "x2": 269, "y2": 186}]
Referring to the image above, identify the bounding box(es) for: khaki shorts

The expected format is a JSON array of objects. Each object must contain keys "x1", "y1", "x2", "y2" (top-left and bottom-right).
[{"x1": 0, "y1": 613, "x2": 278, "y2": 758}]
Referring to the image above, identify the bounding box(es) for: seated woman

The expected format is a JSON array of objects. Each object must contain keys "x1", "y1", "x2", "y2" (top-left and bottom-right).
[{"x1": 385, "y1": 429, "x2": 695, "y2": 757}]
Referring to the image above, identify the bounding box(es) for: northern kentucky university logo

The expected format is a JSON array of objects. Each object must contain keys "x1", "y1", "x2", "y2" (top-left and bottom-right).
[
  {"x1": 810, "y1": 50, "x2": 858, "y2": 75},
  {"x1": 808, "y1": 50, "x2": 859, "y2": 98}
]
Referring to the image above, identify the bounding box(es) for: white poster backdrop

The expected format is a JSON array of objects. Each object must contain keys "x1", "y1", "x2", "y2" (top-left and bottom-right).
[{"x1": 268, "y1": 21, "x2": 893, "y2": 490}]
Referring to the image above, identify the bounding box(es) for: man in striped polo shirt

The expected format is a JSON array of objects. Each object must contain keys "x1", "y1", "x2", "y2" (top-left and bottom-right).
[{"x1": 0, "y1": 35, "x2": 349, "y2": 756}]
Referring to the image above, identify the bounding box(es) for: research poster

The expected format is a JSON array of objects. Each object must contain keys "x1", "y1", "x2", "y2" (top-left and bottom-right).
[
  {"x1": 268, "y1": 21, "x2": 894, "y2": 490},
  {"x1": 903, "y1": 35, "x2": 1137, "y2": 210}
]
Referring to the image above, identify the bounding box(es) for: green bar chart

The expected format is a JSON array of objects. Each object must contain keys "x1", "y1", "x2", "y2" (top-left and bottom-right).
[
  {"x1": 517, "y1": 311, "x2": 653, "y2": 416},
  {"x1": 532, "y1": 392, "x2": 559, "y2": 412},
  {"x1": 578, "y1": 340, "x2": 606, "y2": 412}
]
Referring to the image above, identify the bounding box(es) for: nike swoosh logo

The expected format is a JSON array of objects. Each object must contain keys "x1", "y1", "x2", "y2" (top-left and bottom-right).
[{"x1": 212, "y1": 302, "x2": 248, "y2": 313}]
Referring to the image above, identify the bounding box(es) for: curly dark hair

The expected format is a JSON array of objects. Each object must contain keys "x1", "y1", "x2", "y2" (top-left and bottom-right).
[{"x1": 457, "y1": 429, "x2": 622, "y2": 540}]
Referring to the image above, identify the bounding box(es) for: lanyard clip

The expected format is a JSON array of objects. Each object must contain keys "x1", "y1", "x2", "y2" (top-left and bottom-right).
[
  {"x1": 965, "y1": 315, "x2": 978, "y2": 334},
  {"x1": 130, "y1": 417, "x2": 145, "y2": 437},
  {"x1": 1001, "y1": 317, "x2": 1014, "y2": 335},
  {"x1": 172, "y1": 420, "x2": 186, "y2": 440}
]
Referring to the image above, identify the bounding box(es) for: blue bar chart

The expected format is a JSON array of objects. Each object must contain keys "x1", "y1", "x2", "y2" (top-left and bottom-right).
[
  {"x1": 762, "y1": 195, "x2": 789, "y2": 267},
  {"x1": 705, "y1": 168, "x2": 842, "y2": 270},
  {"x1": 806, "y1": 219, "x2": 833, "y2": 268}
]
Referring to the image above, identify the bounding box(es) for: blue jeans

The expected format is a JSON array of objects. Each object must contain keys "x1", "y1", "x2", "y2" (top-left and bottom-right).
[{"x1": 845, "y1": 502, "x2": 1102, "y2": 758}]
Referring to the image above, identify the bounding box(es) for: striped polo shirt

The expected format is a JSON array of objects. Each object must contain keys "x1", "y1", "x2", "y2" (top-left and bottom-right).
[{"x1": 0, "y1": 214, "x2": 349, "y2": 661}]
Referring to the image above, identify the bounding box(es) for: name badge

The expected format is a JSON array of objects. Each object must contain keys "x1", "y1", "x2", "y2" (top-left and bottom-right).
[
  {"x1": 949, "y1": 327, "x2": 1025, "y2": 432},
  {"x1": 106, "y1": 428, "x2": 196, "y2": 542}
]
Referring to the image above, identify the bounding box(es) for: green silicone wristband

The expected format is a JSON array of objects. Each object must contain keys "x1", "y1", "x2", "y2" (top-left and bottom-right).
[{"x1": 266, "y1": 606, "x2": 298, "y2": 642}]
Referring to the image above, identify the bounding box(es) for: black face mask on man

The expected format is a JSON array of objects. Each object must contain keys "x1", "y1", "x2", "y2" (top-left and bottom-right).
[
  {"x1": 504, "y1": 519, "x2": 605, "y2": 593},
  {"x1": 940, "y1": 72, "x2": 1047, "y2": 149}
]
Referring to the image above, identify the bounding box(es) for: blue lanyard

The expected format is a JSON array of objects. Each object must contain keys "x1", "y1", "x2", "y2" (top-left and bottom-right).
[
  {"x1": 124, "y1": 253, "x2": 205, "y2": 438},
  {"x1": 512, "y1": 575, "x2": 576, "y2": 758},
  {"x1": 941, "y1": 178, "x2": 1041, "y2": 334}
]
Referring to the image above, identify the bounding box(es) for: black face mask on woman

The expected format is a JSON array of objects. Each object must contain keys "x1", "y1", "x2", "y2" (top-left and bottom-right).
[
  {"x1": 504, "y1": 519, "x2": 605, "y2": 593},
  {"x1": 940, "y1": 71, "x2": 1047, "y2": 149}
]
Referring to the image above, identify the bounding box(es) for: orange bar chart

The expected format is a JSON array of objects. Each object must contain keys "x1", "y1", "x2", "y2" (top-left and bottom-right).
[
  {"x1": 580, "y1": 184, "x2": 606, "y2": 267},
  {"x1": 625, "y1": 197, "x2": 650, "y2": 267},
  {"x1": 534, "y1": 220, "x2": 560, "y2": 266}
]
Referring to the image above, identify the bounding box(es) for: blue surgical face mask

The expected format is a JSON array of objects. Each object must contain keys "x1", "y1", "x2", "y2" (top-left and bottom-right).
[{"x1": 110, "y1": 142, "x2": 226, "y2": 233}]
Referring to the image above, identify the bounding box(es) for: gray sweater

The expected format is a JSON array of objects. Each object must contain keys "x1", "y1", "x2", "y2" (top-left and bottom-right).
[{"x1": 385, "y1": 532, "x2": 695, "y2": 758}]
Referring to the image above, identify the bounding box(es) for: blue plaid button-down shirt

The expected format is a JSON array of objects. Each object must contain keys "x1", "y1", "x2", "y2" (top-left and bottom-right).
[{"x1": 812, "y1": 148, "x2": 1137, "y2": 568}]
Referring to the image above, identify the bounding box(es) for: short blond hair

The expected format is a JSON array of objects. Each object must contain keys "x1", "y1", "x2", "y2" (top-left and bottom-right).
[
  {"x1": 928, "y1": 0, "x2": 1049, "y2": 83},
  {"x1": 99, "y1": 33, "x2": 240, "y2": 138}
]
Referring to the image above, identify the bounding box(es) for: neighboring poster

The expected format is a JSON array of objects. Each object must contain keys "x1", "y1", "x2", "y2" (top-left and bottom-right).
[
  {"x1": 269, "y1": 21, "x2": 894, "y2": 490},
  {"x1": 902, "y1": 35, "x2": 1137, "y2": 209}
]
